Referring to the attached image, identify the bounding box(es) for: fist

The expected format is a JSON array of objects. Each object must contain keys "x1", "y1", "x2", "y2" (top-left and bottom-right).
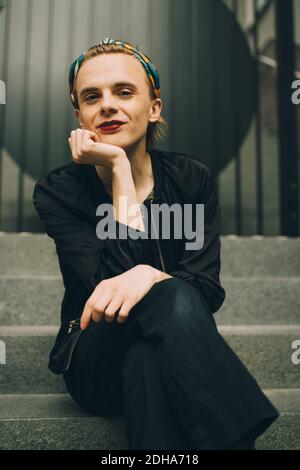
[{"x1": 68, "y1": 128, "x2": 126, "y2": 168}]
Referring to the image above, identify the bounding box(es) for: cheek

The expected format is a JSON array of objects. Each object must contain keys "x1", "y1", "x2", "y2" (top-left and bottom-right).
[
  {"x1": 131, "y1": 106, "x2": 151, "y2": 125},
  {"x1": 80, "y1": 107, "x2": 96, "y2": 123},
  {"x1": 127, "y1": 99, "x2": 149, "y2": 118}
]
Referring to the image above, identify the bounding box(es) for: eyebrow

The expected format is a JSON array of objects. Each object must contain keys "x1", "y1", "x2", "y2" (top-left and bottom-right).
[{"x1": 79, "y1": 81, "x2": 138, "y2": 98}]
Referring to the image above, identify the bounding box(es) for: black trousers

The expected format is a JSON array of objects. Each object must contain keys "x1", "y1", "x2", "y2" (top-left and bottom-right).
[{"x1": 62, "y1": 278, "x2": 279, "y2": 450}]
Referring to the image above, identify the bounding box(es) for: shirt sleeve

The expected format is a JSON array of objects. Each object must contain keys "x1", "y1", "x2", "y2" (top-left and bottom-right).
[
  {"x1": 32, "y1": 176, "x2": 154, "y2": 296},
  {"x1": 168, "y1": 165, "x2": 226, "y2": 314}
]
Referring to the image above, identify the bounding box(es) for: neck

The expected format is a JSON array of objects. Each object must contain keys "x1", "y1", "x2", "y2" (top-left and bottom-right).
[{"x1": 95, "y1": 140, "x2": 153, "y2": 195}]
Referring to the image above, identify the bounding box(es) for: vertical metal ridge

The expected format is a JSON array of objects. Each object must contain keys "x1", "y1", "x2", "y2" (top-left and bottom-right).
[
  {"x1": 42, "y1": 0, "x2": 55, "y2": 176},
  {"x1": 233, "y1": 0, "x2": 242, "y2": 235},
  {"x1": 65, "y1": 0, "x2": 77, "y2": 164},
  {"x1": 253, "y1": 0, "x2": 264, "y2": 235},
  {"x1": 0, "y1": 0, "x2": 10, "y2": 230},
  {"x1": 17, "y1": 0, "x2": 33, "y2": 231}
]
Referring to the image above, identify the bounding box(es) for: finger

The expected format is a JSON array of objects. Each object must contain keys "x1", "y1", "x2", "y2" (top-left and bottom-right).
[
  {"x1": 70, "y1": 131, "x2": 78, "y2": 161},
  {"x1": 80, "y1": 288, "x2": 99, "y2": 329},
  {"x1": 81, "y1": 129, "x2": 93, "y2": 151},
  {"x1": 80, "y1": 298, "x2": 94, "y2": 330},
  {"x1": 80, "y1": 286, "x2": 110, "y2": 329},
  {"x1": 116, "y1": 299, "x2": 133, "y2": 324},
  {"x1": 103, "y1": 297, "x2": 123, "y2": 322},
  {"x1": 92, "y1": 310, "x2": 104, "y2": 324},
  {"x1": 75, "y1": 128, "x2": 83, "y2": 157},
  {"x1": 91, "y1": 297, "x2": 111, "y2": 323}
]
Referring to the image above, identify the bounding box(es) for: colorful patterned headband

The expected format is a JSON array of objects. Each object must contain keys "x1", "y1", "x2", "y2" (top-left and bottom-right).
[{"x1": 68, "y1": 37, "x2": 161, "y2": 108}]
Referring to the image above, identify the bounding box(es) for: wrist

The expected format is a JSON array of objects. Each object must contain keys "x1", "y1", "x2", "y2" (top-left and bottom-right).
[
  {"x1": 111, "y1": 154, "x2": 130, "y2": 174},
  {"x1": 153, "y1": 271, "x2": 173, "y2": 284},
  {"x1": 142, "y1": 265, "x2": 172, "y2": 285}
]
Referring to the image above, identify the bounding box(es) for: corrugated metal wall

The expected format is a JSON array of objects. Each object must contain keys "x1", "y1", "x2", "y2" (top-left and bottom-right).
[{"x1": 0, "y1": 0, "x2": 299, "y2": 234}]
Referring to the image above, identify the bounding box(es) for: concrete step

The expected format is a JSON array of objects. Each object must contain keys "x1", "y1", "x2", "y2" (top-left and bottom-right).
[
  {"x1": 0, "y1": 393, "x2": 127, "y2": 450},
  {"x1": 0, "y1": 389, "x2": 299, "y2": 449},
  {"x1": 1, "y1": 233, "x2": 300, "y2": 278},
  {"x1": 0, "y1": 276, "x2": 299, "y2": 326},
  {"x1": 0, "y1": 325, "x2": 299, "y2": 393},
  {"x1": 0, "y1": 277, "x2": 64, "y2": 325},
  {"x1": 220, "y1": 235, "x2": 300, "y2": 277},
  {"x1": 216, "y1": 277, "x2": 300, "y2": 325},
  {"x1": 0, "y1": 233, "x2": 60, "y2": 277}
]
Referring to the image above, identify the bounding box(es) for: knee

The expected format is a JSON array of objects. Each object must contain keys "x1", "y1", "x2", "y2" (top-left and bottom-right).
[
  {"x1": 122, "y1": 339, "x2": 156, "y2": 378},
  {"x1": 153, "y1": 277, "x2": 196, "y2": 301},
  {"x1": 157, "y1": 278, "x2": 216, "y2": 332},
  {"x1": 154, "y1": 278, "x2": 209, "y2": 322},
  {"x1": 136, "y1": 278, "x2": 216, "y2": 342}
]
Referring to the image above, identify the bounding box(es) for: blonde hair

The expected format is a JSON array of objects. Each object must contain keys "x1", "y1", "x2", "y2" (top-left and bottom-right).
[{"x1": 71, "y1": 42, "x2": 168, "y2": 151}]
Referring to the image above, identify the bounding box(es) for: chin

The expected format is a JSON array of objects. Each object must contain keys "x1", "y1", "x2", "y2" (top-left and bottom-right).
[{"x1": 102, "y1": 135, "x2": 129, "y2": 146}]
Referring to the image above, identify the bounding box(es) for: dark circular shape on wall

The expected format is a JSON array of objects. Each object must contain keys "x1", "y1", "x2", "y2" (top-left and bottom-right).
[
  {"x1": 4, "y1": 0, "x2": 255, "y2": 179},
  {"x1": 186, "y1": 0, "x2": 255, "y2": 174}
]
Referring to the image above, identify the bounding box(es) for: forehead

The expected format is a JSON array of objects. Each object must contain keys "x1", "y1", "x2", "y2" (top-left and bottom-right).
[{"x1": 75, "y1": 53, "x2": 149, "y2": 91}]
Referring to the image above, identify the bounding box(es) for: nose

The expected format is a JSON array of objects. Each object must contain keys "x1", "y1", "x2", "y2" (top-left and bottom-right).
[{"x1": 99, "y1": 92, "x2": 118, "y2": 113}]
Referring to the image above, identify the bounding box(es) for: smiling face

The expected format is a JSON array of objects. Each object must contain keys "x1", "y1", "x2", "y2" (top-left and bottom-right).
[{"x1": 73, "y1": 53, "x2": 162, "y2": 151}]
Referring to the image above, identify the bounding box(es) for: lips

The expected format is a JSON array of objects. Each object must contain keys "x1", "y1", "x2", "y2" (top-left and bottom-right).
[
  {"x1": 99, "y1": 122, "x2": 126, "y2": 133},
  {"x1": 99, "y1": 120, "x2": 125, "y2": 128}
]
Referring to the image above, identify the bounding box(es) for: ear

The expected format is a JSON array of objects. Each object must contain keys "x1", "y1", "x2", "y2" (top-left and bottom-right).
[
  {"x1": 74, "y1": 109, "x2": 83, "y2": 127},
  {"x1": 149, "y1": 98, "x2": 162, "y2": 123}
]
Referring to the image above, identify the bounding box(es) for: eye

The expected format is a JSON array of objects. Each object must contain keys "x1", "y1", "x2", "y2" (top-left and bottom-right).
[
  {"x1": 118, "y1": 90, "x2": 133, "y2": 97},
  {"x1": 84, "y1": 90, "x2": 133, "y2": 102},
  {"x1": 85, "y1": 94, "x2": 98, "y2": 101}
]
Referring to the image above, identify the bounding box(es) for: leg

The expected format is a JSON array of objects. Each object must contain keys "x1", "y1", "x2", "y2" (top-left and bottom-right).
[
  {"x1": 62, "y1": 316, "x2": 126, "y2": 417},
  {"x1": 63, "y1": 277, "x2": 279, "y2": 449},
  {"x1": 226, "y1": 432, "x2": 256, "y2": 450},
  {"x1": 124, "y1": 278, "x2": 279, "y2": 450},
  {"x1": 121, "y1": 338, "x2": 191, "y2": 450},
  {"x1": 63, "y1": 312, "x2": 192, "y2": 449}
]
